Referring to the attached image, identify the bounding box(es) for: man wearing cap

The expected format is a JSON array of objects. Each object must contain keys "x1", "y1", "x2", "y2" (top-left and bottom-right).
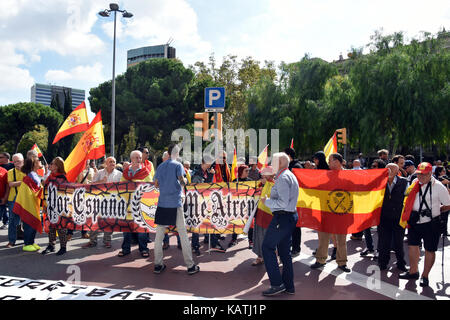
[
  {"x1": 399, "y1": 162, "x2": 450, "y2": 287},
  {"x1": 404, "y1": 160, "x2": 417, "y2": 186}
]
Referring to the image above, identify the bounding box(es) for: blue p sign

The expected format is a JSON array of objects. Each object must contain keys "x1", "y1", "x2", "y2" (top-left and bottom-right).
[{"x1": 205, "y1": 87, "x2": 225, "y2": 110}]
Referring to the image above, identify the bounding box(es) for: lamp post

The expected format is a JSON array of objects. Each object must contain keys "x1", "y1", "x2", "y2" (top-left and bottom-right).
[{"x1": 98, "y1": 3, "x2": 133, "y2": 158}]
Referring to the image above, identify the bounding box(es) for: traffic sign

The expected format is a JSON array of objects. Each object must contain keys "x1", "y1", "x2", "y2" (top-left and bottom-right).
[{"x1": 204, "y1": 87, "x2": 225, "y2": 112}]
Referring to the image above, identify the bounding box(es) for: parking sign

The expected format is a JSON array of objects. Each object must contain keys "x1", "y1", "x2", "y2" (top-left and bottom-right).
[{"x1": 204, "y1": 87, "x2": 225, "y2": 112}]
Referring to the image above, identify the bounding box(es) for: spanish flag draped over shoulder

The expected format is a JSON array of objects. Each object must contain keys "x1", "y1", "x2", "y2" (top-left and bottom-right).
[
  {"x1": 323, "y1": 132, "x2": 338, "y2": 164},
  {"x1": 255, "y1": 181, "x2": 275, "y2": 229},
  {"x1": 257, "y1": 145, "x2": 269, "y2": 170},
  {"x1": 293, "y1": 168, "x2": 388, "y2": 234},
  {"x1": 13, "y1": 175, "x2": 43, "y2": 233},
  {"x1": 53, "y1": 101, "x2": 89, "y2": 144},
  {"x1": 64, "y1": 111, "x2": 105, "y2": 182},
  {"x1": 399, "y1": 181, "x2": 420, "y2": 228}
]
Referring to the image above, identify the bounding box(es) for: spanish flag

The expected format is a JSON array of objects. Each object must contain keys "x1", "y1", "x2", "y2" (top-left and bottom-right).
[
  {"x1": 13, "y1": 175, "x2": 43, "y2": 233},
  {"x1": 323, "y1": 132, "x2": 338, "y2": 164},
  {"x1": 290, "y1": 138, "x2": 294, "y2": 149},
  {"x1": 257, "y1": 145, "x2": 269, "y2": 170},
  {"x1": 399, "y1": 181, "x2": 420, "y2": 228},
  {"x1": 52, "y1": 101, "x2": 90, "y2": 144},
  {"x1": 293, "y1": 168, "x2": 388, "y2": 234},
  {"x1": 64, "y1": 111, "x2": 105, "y2": 182},
  {"x1": 231, "y1": 147, "x2": 238, "y2": 181},
  {"x1": 31, "y1": 143, "x2": 43, "y2": 157},
  {"x1": 255, "y1": 181, "x2": 275, "y2": 229}
]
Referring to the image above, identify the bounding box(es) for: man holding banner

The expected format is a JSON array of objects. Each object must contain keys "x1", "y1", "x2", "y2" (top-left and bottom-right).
[{"x1": 260, "y1": 152, "x2": 299, "y2": 296}]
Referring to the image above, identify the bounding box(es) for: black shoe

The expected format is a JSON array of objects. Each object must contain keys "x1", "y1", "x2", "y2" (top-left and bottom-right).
[
  {"x1": 194, "y1": 248, "x2": 201, "y2": 256},
  {"x1": 154, "y1": 264, "x2": 166, "y2": 274},
  {"x1": 379, "y1": 264, "x2": 388, "y2": 271},
  {"x1": 310, "y1": 262, "x2": 326, "y2": 269},
  {"x1": 285, "y1": 287, "x2": 295, "y2": 295},
  {"x1": 312, "y1": 250, "x2": 316, "y2": 256},
  {"x1": 291, "y1": 250, "x2": 300, "y2": 258},
  {"x1": 187, "y1": 264, "x2": 200, "y2": 275},
  {"x1": 331, "y1": 247, "x2": 337, "y2": 260},
  {"x1": 399, "y1": 272, "x2": 419, "y2": 280},
  {"x1": 419, "y1": 277, "x2": 429, "y2": 287},
  {"x1": 56, "y1": 247, "x2": 66, "y2": 256},
  {"x1": 262, "y1": 284, "x2": 286, "y2": 296},
  {"x1": 360, "y1": 249, "x2": 375, "y2": 257},
  {"x1": 41, "y1": 245, "x2": 55, "y2": 255},
  {"x1": 177, "y1": 243, "x2": 182, "y2": 250},
  {"x1": 338, "y1": 265, "x2": 351, "y2": 273},
  {"x1": 397, "y1": 265, "x2": 408, "y2": 273},
  {"x1": 248, "y1": 241, "x2": 253, "y2": 249}
]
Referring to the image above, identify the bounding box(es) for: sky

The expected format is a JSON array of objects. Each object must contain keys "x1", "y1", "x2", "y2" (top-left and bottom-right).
[{"x1": 1, "y1": 0, "x2": 449, "y2": 118}]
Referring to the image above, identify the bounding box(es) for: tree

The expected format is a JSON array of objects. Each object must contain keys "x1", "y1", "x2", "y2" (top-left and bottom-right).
[{"x1": 0, "y1": 103, "x2": 63, "y2": 154}]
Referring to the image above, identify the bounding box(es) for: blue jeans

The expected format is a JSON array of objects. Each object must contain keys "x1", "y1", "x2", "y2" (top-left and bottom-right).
[
  {"x1": 23, "y1": 222, "x2": 36, "y2": 246},
  {"x1": 8, "y1": 201, "x2": 20, "y2": 245},
  {"x1": 121, "y1": 232, "x2": 148, "y2": 254},
  {"x1": 262, "y1": 212, "x2": 298, "y2": 289},
  {"x1": 0, "y1": 204, "x2": 8, "y2": 225}
]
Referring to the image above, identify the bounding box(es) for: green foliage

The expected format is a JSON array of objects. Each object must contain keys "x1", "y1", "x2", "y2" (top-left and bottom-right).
[{"x1": 0, "y1": 102, "x2": 63, "y2": 155}]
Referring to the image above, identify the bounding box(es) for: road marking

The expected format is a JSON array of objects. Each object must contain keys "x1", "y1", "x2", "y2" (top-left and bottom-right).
[{"x1": 294, "y1": 253, "x2": 433, "y2": 300}]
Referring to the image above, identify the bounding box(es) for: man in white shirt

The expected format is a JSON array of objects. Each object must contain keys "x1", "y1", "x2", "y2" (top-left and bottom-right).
[
  {"x1": 82, "y1": 157, "x2": 122, "y2": 249},
  {"x1": 399, "y1": 162, "x2": 450, "y2": 287}
]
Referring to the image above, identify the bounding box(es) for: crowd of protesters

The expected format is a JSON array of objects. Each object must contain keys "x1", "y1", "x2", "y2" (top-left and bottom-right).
[{"x1": 0, "y1": 146, "x2": 449, "y2": 295}]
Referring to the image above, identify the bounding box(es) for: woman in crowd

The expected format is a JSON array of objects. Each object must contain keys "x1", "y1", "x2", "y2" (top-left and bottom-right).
[
  {"x1": 230, "y1": 165, "x2": 252, "y2": 248},
  {"x1": 41, "y1": 157, "x2": 69, "y2": 255},
  {"x1": 15, "y1": 157, "x2": 44, "y2": 252}
]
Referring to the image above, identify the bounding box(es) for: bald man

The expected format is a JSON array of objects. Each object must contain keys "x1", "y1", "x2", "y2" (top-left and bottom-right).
[{"x1": 377, "y1": 163, "x2": 408, "y2": 271}]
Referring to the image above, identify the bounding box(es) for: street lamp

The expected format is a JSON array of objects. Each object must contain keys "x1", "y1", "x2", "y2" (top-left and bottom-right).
[{"x1": 98, "y1": 3, "x2": 133, "y2": 158}]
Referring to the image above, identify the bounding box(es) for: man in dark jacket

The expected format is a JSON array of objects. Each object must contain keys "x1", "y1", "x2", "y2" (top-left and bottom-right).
[
  {"x1": 377, "y1": 163, "x2": 408, "y2": 271},
  {"x1": 284, "y1": 148, "x2": 302, "y2": 257}
]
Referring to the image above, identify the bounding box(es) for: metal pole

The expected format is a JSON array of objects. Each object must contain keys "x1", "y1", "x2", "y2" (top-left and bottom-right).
[
  {"x1": 214, "y1": 112, "x2": 219, "y2": 161},
  {"x1": 111, "y1": 10, "x2": 117, "y2": 158}
]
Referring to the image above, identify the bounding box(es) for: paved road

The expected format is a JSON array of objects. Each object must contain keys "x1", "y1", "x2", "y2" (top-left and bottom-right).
[{"x1": 0, "y1": 226, "x2": 448, "y2": 300}]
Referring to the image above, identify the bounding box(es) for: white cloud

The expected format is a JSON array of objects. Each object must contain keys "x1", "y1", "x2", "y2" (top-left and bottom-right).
[{"x1": 45, "y1": 62, "x2": 105, "y2": 84}]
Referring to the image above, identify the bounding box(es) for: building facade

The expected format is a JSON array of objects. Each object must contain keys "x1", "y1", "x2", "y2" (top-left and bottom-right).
[
  {"x1": 127, "y1": 44, "x2": 176, "y2": 68},
  {"x1": 31, "y1": 83, "x2": 85, "y2": 109}
]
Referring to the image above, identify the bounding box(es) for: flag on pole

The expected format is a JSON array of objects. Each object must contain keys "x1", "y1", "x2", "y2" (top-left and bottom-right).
[
  {"x1": 31, "y1": 144, "x2": 43, "y2": 157},
  {"x1": 290, "y1": 138, "x2": 294, "y2": 149},
  {"x1": 52, "y1": 101, "x2": 90, "y2": 144},
  {"x1": 293, "y1": 168, "x2": 388, "y2": 234},
  {"x1": 323, "y1": 132, "x2": 338, "y2": 164},
  {"x1": 257, "y1": 145, "x2": 269, "y2": 170},
  {"x1": 64, "y1": 111, "x2": 105, "y2": 182},
  {"x1": 231, "y1": 147, "x2": 238, "y2": 181}
]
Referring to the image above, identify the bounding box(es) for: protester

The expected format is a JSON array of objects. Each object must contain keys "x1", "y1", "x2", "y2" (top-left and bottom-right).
[
  {"x1": 118, "y1": 150, "x2": 151, "y2": 258},
  {"x1": 399, "y1": 162, "x2": 450, "y2": 287},
  {"x1": 260, "y1": 153, "x2": 299, "y2": 296},
  {"x1": 251, "y1": 166, "x2": 275, "y2": 266},
  {"x1": 190, "y1": 156, "x2": 217, "y2": 255},
  {"x1": 153, "y1": 144, "x2": 199, "y2": 275},
  {"x1": 15, "y1": 157, "x2": 43, "y2": 252},
  {"x1": 42, "y1": 157, "x2": 69, "y2": 255},
  {"x1": 352, "y1": 159, "x2": 363, "y2": 170},
  {"x1": 248, "y1": 156, "x2": 261, "y2": 181},
  {"x1": 231, "y1": 165, "x2": 252, "y2": 248},
  {"x1": 377, "y1": 163, "x2": 408, "y2": 271},
  {"x1": 392, "y1": 155, "x2": 407, "y2": 177},
  {"x1": 404, "y1": 160, "x2": 417, "y2": 186},
  {"x1": 82, "y1": 157, "x2": 122, "y2": 249},
  {"x1": 284, "y1": 147, "x2": 302, "y2": 258},
  {"x1": 311, "y1": 153, "x2": 351, "y2": 273},
  {"x1": 6, "y1": 153, "x2": 25, "y2": 248},
  {"x1": 139, "y1": 146, "x2": 155, "y2": 181},
  {"x1": 377, "y1": 149, "x2": 389, "y2": 166},
  {"x1": 0, "y1": 165, "x2": 8, "y2": 229}
]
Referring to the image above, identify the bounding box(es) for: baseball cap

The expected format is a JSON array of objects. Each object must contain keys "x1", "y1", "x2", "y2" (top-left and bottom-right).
[
  {"x1": 404, "y1": 160, "x2": 415, "y2": 168},
  {"x1": 415, "y1": 162, "x2": 432, "y2": 174}
]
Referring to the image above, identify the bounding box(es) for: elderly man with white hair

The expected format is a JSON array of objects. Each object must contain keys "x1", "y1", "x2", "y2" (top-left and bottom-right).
[
  {"x1": 260, "y1": 152, "x2": 299, "y2": 296},
  {"x1": 6, "y1": 153, "x2": 25, "y2": 248}
]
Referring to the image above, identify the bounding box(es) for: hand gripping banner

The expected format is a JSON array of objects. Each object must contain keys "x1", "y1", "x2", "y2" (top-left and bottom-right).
[{"x1": 45, "y1": 179, "x2": 261, "y2": 234}]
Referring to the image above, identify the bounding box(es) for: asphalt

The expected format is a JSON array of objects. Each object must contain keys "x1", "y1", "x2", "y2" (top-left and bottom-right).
[{"x1": 0, "y1": 226, "x2": 449, "y2": 300}]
